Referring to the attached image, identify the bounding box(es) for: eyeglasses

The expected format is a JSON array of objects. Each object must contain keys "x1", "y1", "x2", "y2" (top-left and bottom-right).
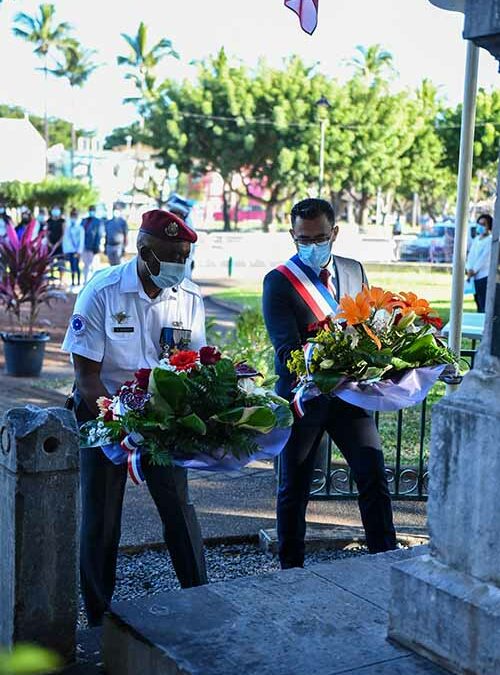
[{"x1": 293, "y1": 232, "x2": 333, "y2": 245}]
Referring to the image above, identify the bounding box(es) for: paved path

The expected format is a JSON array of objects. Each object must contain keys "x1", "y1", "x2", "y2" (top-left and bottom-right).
[{"x1": 0, "y1": 278, "x2": 427, "y2": 548}]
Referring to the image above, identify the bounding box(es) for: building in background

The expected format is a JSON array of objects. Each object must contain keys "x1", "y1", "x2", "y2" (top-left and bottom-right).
[{"x1": 0, "y1": 117, "x2": 45, "y2": 183}]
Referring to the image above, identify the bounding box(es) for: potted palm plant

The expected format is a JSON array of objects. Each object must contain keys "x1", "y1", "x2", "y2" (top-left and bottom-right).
[{"x1": 0, "y1": 221, "x2": 65, "y2": 377}]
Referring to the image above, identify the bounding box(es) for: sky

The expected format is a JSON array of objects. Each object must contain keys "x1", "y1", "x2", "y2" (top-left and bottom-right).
[{"x1": 0, "y1": 0, "x2": 499, "y2": 139}]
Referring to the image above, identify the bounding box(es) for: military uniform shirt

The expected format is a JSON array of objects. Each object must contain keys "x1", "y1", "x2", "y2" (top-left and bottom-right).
[{"x1": 62, "y1": 257, "x2": 206, "y2": 394}]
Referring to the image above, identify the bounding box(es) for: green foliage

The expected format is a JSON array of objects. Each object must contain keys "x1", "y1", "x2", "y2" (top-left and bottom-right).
[
  {"x1": 0, "y1": 644, "x2": 61, "y2": 675},
  {"x1": 218, "y1": 309, "x2": 274, "y2": 379},
  {"x1": 104, "y1": 122, "x2": 144, "y2": 149},
  {"x1": 0, "y1": 178, "x2": 98, "y2": 209},
  {"x1": 117, "y1": 21, "x2": 179, "y2": 121}
]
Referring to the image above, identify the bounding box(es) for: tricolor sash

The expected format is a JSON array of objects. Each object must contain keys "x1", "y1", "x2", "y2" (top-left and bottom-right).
[{"x1": 276, "y1": 254, "x2": 339, "y2": 321}]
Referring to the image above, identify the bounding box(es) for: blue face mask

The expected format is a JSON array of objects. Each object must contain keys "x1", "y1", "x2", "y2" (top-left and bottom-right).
[
  {"x1": 52, "y1": 209, "x2": 61, "y2": 218},
  {"x1": 476, "y1": 225, "x2": 486, "y2": 236},
  {"x1": 147, "y1": 252, "x2": 186, "y2": 289},
  {"x1": 297, "y1": 241, "x2": 332, "y2": 272}
]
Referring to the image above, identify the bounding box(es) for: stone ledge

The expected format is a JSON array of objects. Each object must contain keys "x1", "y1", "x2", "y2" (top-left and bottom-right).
[
  {"x1": 103, "y1": 546, "x2": 445, "y2": 675},
  {"x1": 259, "y1": 526, "x2": 428, "y2": 555},
  {"x1": 389, "y1": 554, "x2": 500, "y2": 674}
]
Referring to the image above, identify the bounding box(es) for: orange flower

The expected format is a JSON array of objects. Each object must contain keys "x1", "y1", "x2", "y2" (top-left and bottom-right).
[
  {"x1": 392, "y1": 292, "x2": 439, "y2": 319},
  {"x1": 362, "y1": 324, "x2": 382, "y2": 350},
  {"x1": 335, "y1": 292, "x2": 371, "y2": 326},
  {"x1": 360, "y1": 285, "x2": 395, "y2": 311}
]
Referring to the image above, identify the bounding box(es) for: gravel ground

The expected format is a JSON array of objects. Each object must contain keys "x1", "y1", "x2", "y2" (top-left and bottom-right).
[{"x1": 78, "y1": 542, "x2": 368, "y2": 628}]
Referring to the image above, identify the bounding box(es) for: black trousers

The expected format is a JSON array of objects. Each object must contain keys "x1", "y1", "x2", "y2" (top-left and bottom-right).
[
  {"x1": 474, "y1": 276, "x2": 488, "y2": 313},
  {"x1": 76, "y1": 399, "x2": 207, "y2": 626},
  {"x1": 277, "y1": 396, "x2": 397, "y2": 569}
]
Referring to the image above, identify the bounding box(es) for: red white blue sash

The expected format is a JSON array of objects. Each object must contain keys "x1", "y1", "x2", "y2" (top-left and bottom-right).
[{"x1": 276, "y1": 254, "x2": 339, "y2": 321}]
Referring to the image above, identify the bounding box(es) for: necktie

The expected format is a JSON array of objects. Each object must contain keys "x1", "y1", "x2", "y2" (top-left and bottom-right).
[
  {"x1": 319, "y1": 268, "x2": 336, "y2": 297},
  {"x1": 319, "y1": 268, "x2": 330, "y2": 288}
]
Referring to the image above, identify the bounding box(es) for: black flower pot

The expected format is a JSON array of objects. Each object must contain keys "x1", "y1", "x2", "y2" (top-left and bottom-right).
[{"x1": 1, "y1": 332, "x2": 50, "y2": 377}]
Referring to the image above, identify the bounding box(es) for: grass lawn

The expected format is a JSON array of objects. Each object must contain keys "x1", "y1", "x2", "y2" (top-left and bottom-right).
[
  {"x1": 212, "y1": 268, "x2": 477, "y2": 324},
  {"x1": 213, "y1": 267, "x2": 478, "y2": 467}
]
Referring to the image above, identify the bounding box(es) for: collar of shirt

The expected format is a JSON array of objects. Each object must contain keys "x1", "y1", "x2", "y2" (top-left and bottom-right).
[
  {"x1": 119, "y1": 257, "x2": 187, "y2": 303},
  {"x1": 119, "y1": 257, "x2": 163, "y2": 302}
]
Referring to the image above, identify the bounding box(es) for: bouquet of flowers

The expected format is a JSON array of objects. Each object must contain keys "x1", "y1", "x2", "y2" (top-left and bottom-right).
[
  {"x1": 81, "y1": 346, "x2": 293, "y2": 481},
  {"x1": 287, "y1": 286, "x2": 457, "y2": 414}
]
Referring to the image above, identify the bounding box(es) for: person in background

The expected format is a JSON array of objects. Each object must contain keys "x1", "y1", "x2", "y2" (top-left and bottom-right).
[
  {"x1": 81, "y1": 205, "x2": 103, "y2": 284},
  {"x1": 15, "y1": 209, "x2": 33, "y2": 239},
  {"x1": 63, "y1": 208, "x2": 85, "y2": 288},
  {"x1": 167, "y1": 195, "x2": 195, "y2": 279},
  {"x1": 47, "y1": 205, "x2": 66, "y2": 281},
  {"x1": 466, "y1": 213, "x2": 493, "y2": 313},
  {"x1": 33, "y1": 208, "x2": 47, "y2": 238},
  {"x1": 105, "y1": 206, "x2": 128, "y2": 266},
  {"x1": 0, "y1": 203, "x2": 13, "y2": 238}
]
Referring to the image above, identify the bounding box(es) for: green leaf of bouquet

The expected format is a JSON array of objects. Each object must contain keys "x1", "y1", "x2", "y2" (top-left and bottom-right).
[
  {"x1": 151, "y1": 368, "x2": 188, "y2": 411},
  {"x1": 399, "y1": 333, "x2": 439, "y2": 364},
  {"x1": 239, "y1": 406, "x2": 276, "y2": 432},
  {"x1": 390, "y1": 357, "x2": 413, "y2": 370},
  {"x1": 212, "y1": 405, "x2": 276, "y2": 433},
  {"x1": 312, "y1": 371, "x2": 343, "y2": 394},
  {"x1": 178, "y1": 413, "x2": 207, "y2": 436},
  {"x1": 274, "y1": 404, "x2": 294, "y2": 429}
]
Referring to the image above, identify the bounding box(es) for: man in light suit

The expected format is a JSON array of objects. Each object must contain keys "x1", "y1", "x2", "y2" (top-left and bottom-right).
[{"x1": 263, "y1": 198, "x2": 397, "y2": 569}]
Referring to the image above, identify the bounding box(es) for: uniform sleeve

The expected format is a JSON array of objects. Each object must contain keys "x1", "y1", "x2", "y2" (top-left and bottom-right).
[
  {"x1": 262, "y1": 272, "x2": 302, "y2": 369},
  {"x1": 61, "y1": 284, "x2": 106, "y2": 363},
  {"x1": 189, "y1": 292, "x2": 206, "y2": 350}
]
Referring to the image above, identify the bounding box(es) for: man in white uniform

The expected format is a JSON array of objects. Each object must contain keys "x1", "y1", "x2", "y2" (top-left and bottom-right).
[{"x1": 62, "y1": 209, "x2": 207, "y2": 626}]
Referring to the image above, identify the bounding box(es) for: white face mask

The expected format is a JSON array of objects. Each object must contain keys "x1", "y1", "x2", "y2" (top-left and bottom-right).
[
  {"x1": 113, "y1": 210, "x2": 121, "y2": 219},
  {"x1": 146, "y1": 251, "x2": 186, "y2": 289}
]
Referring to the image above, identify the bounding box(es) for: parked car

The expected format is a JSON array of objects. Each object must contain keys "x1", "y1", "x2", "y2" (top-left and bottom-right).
[
  {"x1": 213, "y1": 204, "x2": 266, "y2": 223},
  {"x1": 399, "y1": 221, "x2": 477, "y2": 262}
]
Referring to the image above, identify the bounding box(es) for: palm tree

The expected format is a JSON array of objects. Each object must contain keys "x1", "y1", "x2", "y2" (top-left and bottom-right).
[
  {"x1": 117, "y1": 21, "x2": 179, "y2": 128},
  {"x1": 350, "y1": 44, "x2": 395, "y2": 84},
  {"x1": 49, "y1": 39, "x2": 98, "y2": 173},
  {"x1": 13, "y1": 4, "x2": 72, "y2": 158}
]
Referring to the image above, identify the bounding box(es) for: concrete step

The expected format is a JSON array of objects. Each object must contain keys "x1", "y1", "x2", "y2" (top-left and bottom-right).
[
  {"x1": 259, "y1": 525, "x2": 429, "y2": 555},
  {"x1": 103, "y1": 545, "x2": 449, "y2": 675}
]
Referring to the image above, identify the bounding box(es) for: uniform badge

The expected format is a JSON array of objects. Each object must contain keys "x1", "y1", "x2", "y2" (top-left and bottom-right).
[
  {"x1": 165, "y1": 221, "x2": 179, "y2": 237},
  {"x1": 112, "y1": 311, "x2": 130, "y2": 324},
  {"x1": 71, "y1": 314, "x2": 86, "y2": 336}
]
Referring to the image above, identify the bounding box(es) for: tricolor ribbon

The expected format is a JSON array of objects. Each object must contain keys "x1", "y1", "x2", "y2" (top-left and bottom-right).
[
  {"x1": 292, "y1": 342, "x2": 320, "y2": 418},
  {"x1": 119, "y1": 432, "x2": 145, "y2": 484}
]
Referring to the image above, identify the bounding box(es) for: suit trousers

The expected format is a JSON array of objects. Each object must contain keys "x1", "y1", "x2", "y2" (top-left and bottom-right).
[
  {"x1": 77, "y1": 400, "x2": 207, "y2": 626},
  {"x1": 277, "y1": 396, "x2": 397, "y2": 569}
]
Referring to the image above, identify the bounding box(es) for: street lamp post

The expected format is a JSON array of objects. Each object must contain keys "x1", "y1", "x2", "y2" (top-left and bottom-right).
[{"x1": 316, "y1": 96, "x2": 331, "y2": 198}]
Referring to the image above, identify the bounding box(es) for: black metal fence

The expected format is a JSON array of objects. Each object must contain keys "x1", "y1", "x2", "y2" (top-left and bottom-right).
[{"x1": 308, "y1": 346, "x2": 477, "y2": 502}]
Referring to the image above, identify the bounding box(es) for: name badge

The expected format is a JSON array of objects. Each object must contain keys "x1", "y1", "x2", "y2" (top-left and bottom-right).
[{"x1": 113, "y1": 326, "x2": 135, "y2": 333}]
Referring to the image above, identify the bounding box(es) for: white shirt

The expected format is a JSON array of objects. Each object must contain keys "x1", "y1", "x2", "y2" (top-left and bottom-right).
[
  {"x1": 466, "y1": 235, "x2": 492, "y2": 280},
  {"x1": 62, "y1": 223, "x2": 85, "y2": 255},
  {"x1": 62, "y1": 258, "x2": 206, "y2": 394}
]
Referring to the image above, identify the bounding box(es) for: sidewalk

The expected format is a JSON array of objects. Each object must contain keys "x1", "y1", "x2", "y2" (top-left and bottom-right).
[{"x1": 0, "y1": 278, "x2": 427, "y2": 547}]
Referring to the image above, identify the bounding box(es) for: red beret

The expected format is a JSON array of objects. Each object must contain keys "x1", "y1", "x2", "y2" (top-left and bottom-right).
[{"x1": 140, "y1": 209, "x2": 197, "y2": 243}]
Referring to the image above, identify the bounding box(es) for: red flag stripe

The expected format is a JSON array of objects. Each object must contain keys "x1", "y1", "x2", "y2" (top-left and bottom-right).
[{"x1": 284, "y1": 0, "x2": 319, "y2": 35}]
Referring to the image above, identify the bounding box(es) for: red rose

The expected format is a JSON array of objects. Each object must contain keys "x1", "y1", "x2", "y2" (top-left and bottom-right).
[
  {"x1": 199, "y1": 346, "x2": 222, "y2": 366},
  {"x1": 134, "y1": 368, "x2": 152, "y2": 390},
  {"x1": 169, "y1": 350, "x2": 199, "y2": 371}
]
